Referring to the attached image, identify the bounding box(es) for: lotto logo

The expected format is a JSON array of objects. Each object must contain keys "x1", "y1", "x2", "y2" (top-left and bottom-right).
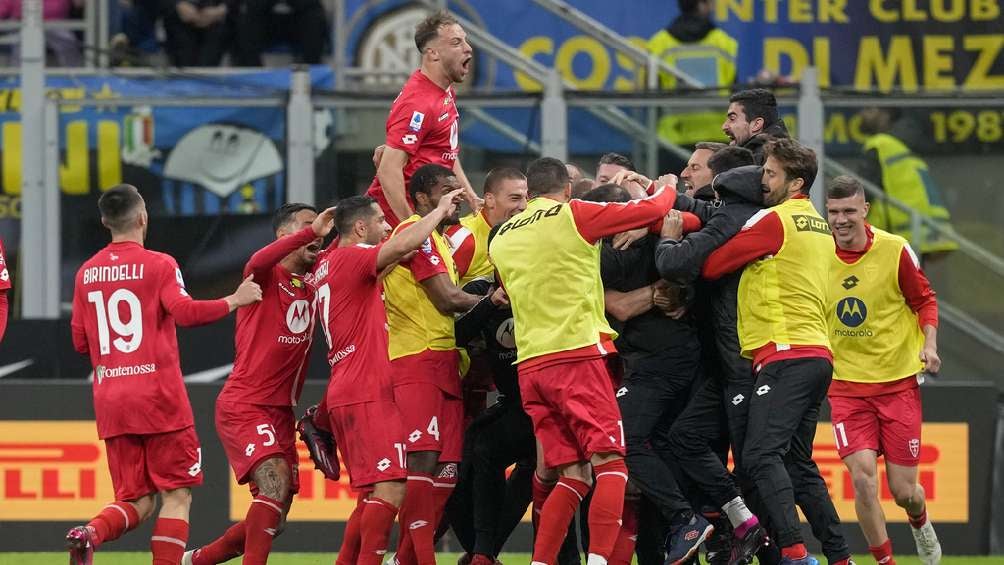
[
  {"x1": 408, "y1": 430, "x2": 422, "y2": 443},
  {"x1": 402, "y1": 134, "x2": 418, "y2": 145},
  {"x1": 616, "y1": 387, "x2": 628, "y2": 398},
  {"x1": 376, "y1": 458, "x2": 391, "y2": 472},
  {"x1": 756, "y1": 385, "x2": 771, "y2": 396},
  {"x1": 245, "y1": 444, "x2": 255, "y2": 457},
  {"x1": 409, "y1": 520, "x2": 429, "y2": 530},
  {"x1": 732, "y1": 394, "x2": 745, "y2": 405}
]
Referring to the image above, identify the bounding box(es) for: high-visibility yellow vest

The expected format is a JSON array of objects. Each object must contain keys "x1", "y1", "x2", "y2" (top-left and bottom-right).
[
  {"x1": 829, "y1": 227, "x2": 925, "y2": 383},
  {"x1": 737, "y1": 198, "x2": 834, "y2": 358},
  {"x1": 448, "y1": 211, "x2": 494, "y2": 286},
  {"x1": 384, "y1": 215, "x2": 459, "y2": 359},
  {"x1": 863, "y1": 133, "x2": 957, "y2": 254},
  {"x1": 488, "y1": 197, "x2": 615, "y2": 364},
  {"x1": 648, "y1": 28, "x2": 737, "y2": 145}
]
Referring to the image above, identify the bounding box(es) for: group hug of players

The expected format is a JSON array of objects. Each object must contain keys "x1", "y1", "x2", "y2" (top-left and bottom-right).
[{"x1": 66, "y1": 10, "x2": 945, "y2": 565}]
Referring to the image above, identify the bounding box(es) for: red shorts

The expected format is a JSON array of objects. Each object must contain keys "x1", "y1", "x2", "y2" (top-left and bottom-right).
[
  {"x1": 391, "y1": 350, "x2": 463, "y2": 462},
  {"x1": 216, "y1": 400, "x2": 299, "y2": 494},
  {"x1": 519, "y1": 357, "x2": 626, "y2": 468},
  {"x1": 326, "y1": 400, "x2": 408, "y2": 489},
  {"x1": 829, "y1": 387, "x2": 923, "y2": 466},
  {"x1": 104, "y1": 426, "x2": 203, "y2": 501}
]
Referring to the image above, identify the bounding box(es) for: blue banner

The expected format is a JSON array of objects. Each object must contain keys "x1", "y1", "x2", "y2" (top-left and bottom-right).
[{"x1": 0, "y1": 67, "x2": 334, "y2": 216}]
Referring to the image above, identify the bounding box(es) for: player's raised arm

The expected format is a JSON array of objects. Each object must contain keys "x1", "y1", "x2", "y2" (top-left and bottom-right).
[
  {"x1": 377, "y1": 188, "x2": 464, "y2": 271},
  {"x1": 243, "y1": 205, "x2": 335, "y2": 280},
  {"x1": 376, "y1": 146, "x2": 415, "y2": 224},
  {"x1": 160, "y1": 259, "x2": 261, "y2": 325}
]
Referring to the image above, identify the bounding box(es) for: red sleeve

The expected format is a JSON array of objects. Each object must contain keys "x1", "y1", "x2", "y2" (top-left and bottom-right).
[
  {"x1": 70, "y1": 276, "x2": 88, "y2": 354},
  {"x1": 702, "y1": 210, "x2": 784, "y2": 280},
  {"x1": 569, "y1": 184, "x2": 677, "y2": 244},
  {"x1": 649, "y1": 212, "x2": 703, "y2": 236},
  {"x1": 244, "y1": 227, "x2": 317, "y2": 281},
  {"x1": 403, "y1": 237, "x2": 449, "y2": 282},
  {"x1": 446, "y1": 226, "x2": 475, "y2": 280},
  {"x1": 898, "y1": 245, "x2": 938, "y2": 329},
  {"x1": 0, "y1": 239, "x2": 11, "y2": 291},
  {"x1": 384, "y1": 92, "x2": 432, "y2": 156},
  {"x1": 158, "y1": 257, "x2": 230, "y2": 327}
]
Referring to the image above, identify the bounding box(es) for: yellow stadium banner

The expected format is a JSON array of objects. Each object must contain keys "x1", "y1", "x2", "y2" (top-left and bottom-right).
[{"x1": 0, "y1": 421, "x2": 116, "y2": 520}]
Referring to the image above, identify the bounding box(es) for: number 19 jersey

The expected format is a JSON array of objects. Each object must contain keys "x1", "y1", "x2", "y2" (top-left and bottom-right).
[{"x1": 71, "y1": 241, "x2": 230, "y2": 439}]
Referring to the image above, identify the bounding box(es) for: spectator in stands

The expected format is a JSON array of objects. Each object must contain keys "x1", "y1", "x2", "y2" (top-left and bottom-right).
[
  {"x1": 858, "y1": 107, "x2": 957, "y2": 260},
  {"x1": 160, "y1": 0, "x2": 230, "y2": 67},
  {"x1": 0, "y1": 0, "x2": 84, "y2": 66},
  {"x1": 648, "y1": 0, "x2": 737, "y2": 146},
  {"x1": 232, "y1": 0, "x2": 327, "y2": 66}
]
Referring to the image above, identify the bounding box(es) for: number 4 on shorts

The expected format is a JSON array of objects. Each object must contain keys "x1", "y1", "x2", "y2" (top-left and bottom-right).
[{"x1": 427, "y1": 417, "x2": 440, "y2": 442}]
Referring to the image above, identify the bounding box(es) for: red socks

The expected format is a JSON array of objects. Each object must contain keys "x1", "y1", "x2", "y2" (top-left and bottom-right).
[
  {"x1": 608, "y1": 497, "x2": 639, "y2": 565},
  {"x1": 87, "y1": 502, "x2": 140, "y2": 549},
  {"x1": 151, "y1": 518, "x2": 189, "y2": 565},
  {"x1": 532, "y1": 477, "x2": 590, "y2": 565},
  {"x1": 336, "y1": 494, "x2": 367, "y2": 565},
  {"x1": 531, "y1": 472, "x2": 556, "y2": 531},
  {"x1": 588, "y1": 460, "x2": 629, "y2": 561},
  {"x1": 781, "y1": 543, "x2": 808, "y2": 560},
  {"x1": 192, "y1": 522, "x2": 245, "y2": 565},
  {"x1": 358, "y1": 497, "x2": 400, "y2": 565},
  {"x1": 243, "y1": 495, "x2": 284, "y2": 564},
  {"x1": 908, "y1": 507, "x2": 928, "y2": 529},
  {"x1": 869, "y1": 539, "x2": 896, "y2": 565},
  {"x1": 399, "y1": 474, "x2": 437, "y2": 565},
  {"x1": 432, "y1": 470, "x2": 457, "y2": 532}
]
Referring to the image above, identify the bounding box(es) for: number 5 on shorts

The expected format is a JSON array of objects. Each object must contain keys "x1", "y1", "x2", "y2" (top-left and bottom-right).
[{"x1": 257, "y1": 424, "x2": 277, "y2": 447}]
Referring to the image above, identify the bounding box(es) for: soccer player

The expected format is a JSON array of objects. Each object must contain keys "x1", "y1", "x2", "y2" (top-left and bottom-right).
[
  {"x1": 446, "y1": 167, "x2": 528, "y2": 285},
  {"x1": 825, "y1": 176, "x2": 942, "y2": 565},
  {"x1": 184, "y1": 203, "x2": 335, "y2": 565},
  {"x1": 367, "y1": 10, "x2": 479, "y2": 227},
  {"x1": 701, "y1": 139, "x2": 849, "y2": 565},
  {"x1": 383, "y1": 164, "x2": 483, "y2": 565},
  {"x1": 0, "y1": 236, "x2": 10, "y2": 343},
  {"x1": 67, "y1": 184, "x2": 261, "y2": 565},
  {"x1": 311, "y1": 189, "x2": 465, "y2": 565},
  {"x1": 489, "y1": 157, "x2": 678, "y2": 565}
]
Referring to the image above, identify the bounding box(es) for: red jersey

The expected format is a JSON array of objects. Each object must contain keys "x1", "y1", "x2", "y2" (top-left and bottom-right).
[
  {"x1": 313, "y1": 243, "x2": 395, "y2": 407},
  {"x1": 218, "y1": 227, "x2": 318, "y2": 407},
  {"x1": 367, "y1": 69, "x2": 461, "y2": 226},
  {"x1": 71, "y1": 241, "x2": 230, "y2": 439},
  {"x1": 0, "y1": 237, "x2": 11, "y2": 291}
]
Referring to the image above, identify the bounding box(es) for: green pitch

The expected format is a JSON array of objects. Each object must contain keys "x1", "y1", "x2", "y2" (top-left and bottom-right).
[{"x1": 0, "y1": 554, "x2": 1000, "y2": 564}]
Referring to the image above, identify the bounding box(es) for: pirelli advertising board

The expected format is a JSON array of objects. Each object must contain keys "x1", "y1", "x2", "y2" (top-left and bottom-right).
[{"x1": 0, "y1": 382, "x2": 997, "y2": 553}]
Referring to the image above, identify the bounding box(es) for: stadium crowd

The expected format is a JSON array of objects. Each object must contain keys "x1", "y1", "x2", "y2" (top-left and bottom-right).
[{"x1": 64, "y1": 8, "x2": 945, "y2": 565}]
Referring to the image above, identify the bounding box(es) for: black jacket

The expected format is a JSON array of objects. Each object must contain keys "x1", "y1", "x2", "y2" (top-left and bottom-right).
[
  {"x1": 742, "y1": 121, "x2": 790, "y2": 165},
  {"x1": 455, "y1": 278, "x2": 519, "y2": 401},
  {"x1": 654, "y1": 165, "x2": 765, "y2": 382}
]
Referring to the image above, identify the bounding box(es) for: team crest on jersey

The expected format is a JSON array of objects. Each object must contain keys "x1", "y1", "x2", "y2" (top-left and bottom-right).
[
  {"x1": 291, "y1": 278, "x2": 303, "y2": 288},
  {"x1": 409, "y1": 111, "x2": 425, "y2": 132}
]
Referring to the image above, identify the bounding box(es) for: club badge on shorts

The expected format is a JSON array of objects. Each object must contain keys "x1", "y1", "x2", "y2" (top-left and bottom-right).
[{"x1": 909, "y1": 438, "x2": 920, "y2": 458}]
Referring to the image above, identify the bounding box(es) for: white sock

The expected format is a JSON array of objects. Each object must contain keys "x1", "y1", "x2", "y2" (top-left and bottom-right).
[
  {"x1": 586, "y1": 553, "x2": 608, "y2": 565},
  {"x1": 722, "y1": 496, "x2": 754, "y2": 528}
]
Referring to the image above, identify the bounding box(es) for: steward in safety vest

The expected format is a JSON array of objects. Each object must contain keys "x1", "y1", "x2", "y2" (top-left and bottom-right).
[
  {"x1": 702, "y1": 138, "x2": 852, "y2": 565},
  {"x1": 649, "y1": 0, "x2": 737, "y2": 146},
  {"x1": 823, "y1": 174, "x2": 943, "y2": 565}
]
